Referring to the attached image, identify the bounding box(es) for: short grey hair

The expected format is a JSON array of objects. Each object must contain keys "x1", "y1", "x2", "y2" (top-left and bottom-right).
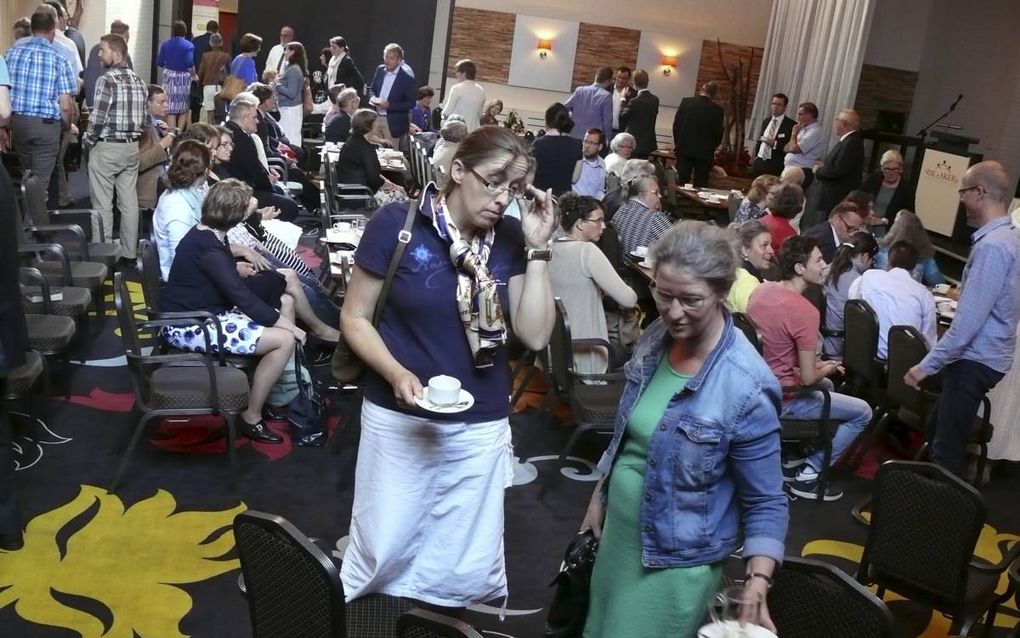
[
  {"x1": 337, "y1": 87, "x2": 359, "y2": 109},
  {"x1": 384, "y1": 42, "x2": 404, "y2": 59},
  {"x1": 620, "y1": 159, "x2": 655, "y2": 185},
  {"x1": 440, "y1": 119, "x2": 468, "y2": 143},
  {"x1": 610, "y1": 132, "x2": 636, "y2": 153},
  {"x1": 231, "y1": 92, "x2": 259, "y2": 107},
  {"x1": 880, "y1": 149, "x2": 904, "y2": 167},
  {"x1": 228, "y1": 99, "x2": 256, "y2": 121},
  {"x1": 649, "y1": 220, "x2": 738, "y2": 296},
  {"x1": 351, "y1": 108, "x2": 378, "y2": 136}
]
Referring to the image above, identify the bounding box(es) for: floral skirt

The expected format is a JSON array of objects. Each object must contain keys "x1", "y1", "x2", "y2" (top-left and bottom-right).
[
  {"x1": 163, "y1": 69, "x2": 193, "y2": 114},
  {"x1": 161, "y1": 310, "x2": 265, "y2": 355}
]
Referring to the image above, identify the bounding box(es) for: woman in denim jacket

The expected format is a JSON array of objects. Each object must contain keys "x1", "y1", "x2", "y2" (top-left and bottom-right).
[{"x1": 581, "y1": 221, "x2": 789, "y2": 638}]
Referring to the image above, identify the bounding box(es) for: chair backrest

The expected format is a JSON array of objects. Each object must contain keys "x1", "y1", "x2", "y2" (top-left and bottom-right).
[
  {"x1": 234, "y1": 510, "x2": 346, "y2": 638},
  {"x1": 885, "y1": 325, "x2": 932, "y2": 415},
  {"x1": 546, "y1": 298, "x2": 576, "y2": 398},
  {"x1": 19, "y1": 171, "x2": 52, "y2": 226},
  {"x1": 138, "y1": 239, "x2": 163, "y2": 315},
  {"x1": 843, "y1": 299, "x2": 880, "y2": 382},
  {"x1": 858, "y1": 460, "x2": 985, "y2": 610},
  {"x1": 732, "y1": 312, "x2": 763, "y2": 354},
  {"x1": 769, "y1": 556, "x2": 896, "y2": 638},
  {"x1": 113, "y1": 271, "x2": 144, "y2": 358},
  {"x1": 727, "y1": 192, "x2": 742, "y2": 223}
]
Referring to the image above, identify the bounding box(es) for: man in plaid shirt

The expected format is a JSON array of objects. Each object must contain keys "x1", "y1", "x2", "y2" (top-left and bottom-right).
[
  {"x1": 4, "y1": 7, "x2": 77, "y2": 198},
  {"x1": 83, "y1": 33, "x2": 149, "y2": 265}
]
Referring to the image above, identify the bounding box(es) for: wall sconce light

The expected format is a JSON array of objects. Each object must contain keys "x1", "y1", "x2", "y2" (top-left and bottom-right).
[
  {"x1": 538, "y1": 39, "x2": 553, "y2": 59},
  {"x1": 661, "y1": 55, "x2": 678, "y2": 76}
]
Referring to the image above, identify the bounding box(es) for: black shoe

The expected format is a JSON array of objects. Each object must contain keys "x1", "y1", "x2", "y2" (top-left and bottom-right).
[
  {"x1": 240, "y1": 418, "x2": 283, "y2": 444},
  {"x1": 117, "y1": 257, "x2": 137, "y2": 270},
  {"x1": 0, "y1": 531, "x2": 24, "y2": 551},
  {"x1": 262, "y1": 404, "x2": 288, "y2": 421}
]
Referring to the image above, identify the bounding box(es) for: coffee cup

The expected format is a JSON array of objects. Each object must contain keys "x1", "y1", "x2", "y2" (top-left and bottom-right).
[
  {"x1": 933, "y1": 283, "x2": 951, "y2": 295},
  {"x1": 333, "y1": 221, "x2": 352, "y2": 232},
  {"x1": 427, "y1": 375, "x2": 461, "y2": 406},
  {"x1": 634, "y1": 246, "x2": 648, "y2": 258}
]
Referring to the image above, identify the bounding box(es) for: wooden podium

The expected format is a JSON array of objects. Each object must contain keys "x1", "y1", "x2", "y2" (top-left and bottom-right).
[{"x1": 914, "y1": 131, "x2": 982, "y2": 244}]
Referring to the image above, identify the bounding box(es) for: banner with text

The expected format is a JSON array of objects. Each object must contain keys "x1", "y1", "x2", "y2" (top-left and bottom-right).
[
  {"x1": 915, "y1": 149, "x2": 970, "y2": 237},
  {"x1": 192, "y1": 0, "x2": 220, "y2": 36}
]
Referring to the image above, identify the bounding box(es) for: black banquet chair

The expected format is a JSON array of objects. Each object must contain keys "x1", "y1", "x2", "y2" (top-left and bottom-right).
[
  {"x1": 768, "y1": 556, "x2": 896, "y2": 638},
  {"x1": 854, "y1": 460, "x2": 1020, "y2": 637}
]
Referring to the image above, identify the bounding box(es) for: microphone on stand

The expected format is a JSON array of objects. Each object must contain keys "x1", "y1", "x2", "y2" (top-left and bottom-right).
[{"x1": 949, "y1": 94, "x2": 963, "y2": 111}]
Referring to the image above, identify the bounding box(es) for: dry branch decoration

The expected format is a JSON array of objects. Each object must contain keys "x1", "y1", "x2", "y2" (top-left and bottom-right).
[{"x1": 714, "y1": 38, "x2": 756, "y2": 175}]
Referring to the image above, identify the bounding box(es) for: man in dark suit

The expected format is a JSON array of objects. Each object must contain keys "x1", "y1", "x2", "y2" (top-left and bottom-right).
[
  {"x1": 672, "y1": 81, "x2": 724, "y2": 187},
  {"x1": 802, "y1": 201, "x2": 865, "y2": 262},
  {"x1": 222, "y1": 100, "x2": 299, "y2": 221},
  {"x1": 812, "y1": 109, "x2": 865, "y2": 221},
  {"x1": 619, "y1": 69, "x2": 659, "y2": 159},
  {"x1": 192, "y1": 20, "x2": 217, "y2": 68},
  {"x1": 751, "y1": 93, "x2": 796, "y2": 177},
  {"x1": 611, "y1": 66, "x2": 637, "y2": 138},
  {"x1": 368, "y1": 43, "x2": 417, "y2": 150}
]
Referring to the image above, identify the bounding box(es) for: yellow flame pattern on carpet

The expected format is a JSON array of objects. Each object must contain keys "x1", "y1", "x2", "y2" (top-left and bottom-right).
[{"x1": 0, "y1": 485, "x2": 244, "y2": 637}]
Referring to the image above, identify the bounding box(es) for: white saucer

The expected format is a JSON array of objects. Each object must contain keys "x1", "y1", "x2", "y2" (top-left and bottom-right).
[
  {"x1": 697, "y1": 621, "x2": 777, "y2": 638},
  {"x1": 414, "y1": 388, "x2": 475, "y2": 414}
]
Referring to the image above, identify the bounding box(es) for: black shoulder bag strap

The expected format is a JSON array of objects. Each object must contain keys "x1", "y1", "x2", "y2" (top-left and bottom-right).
[{"x1": 371, "y1": 200, "x2": 416, "y2": 326}]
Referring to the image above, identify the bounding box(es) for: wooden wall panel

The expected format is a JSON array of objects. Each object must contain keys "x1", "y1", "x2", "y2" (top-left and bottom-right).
[
  {"x1": 447, "y1": 7, "x2": 516, "y2": 84},
  {"x1": 695, "y1": 40, "x2": 763, "y2": 112},
  {"x1": 570, "y1": 23, "x2": 641, "y2": 91},
  {"x1": 854, "y1": 64, "x2": 919, "y2": 131}
]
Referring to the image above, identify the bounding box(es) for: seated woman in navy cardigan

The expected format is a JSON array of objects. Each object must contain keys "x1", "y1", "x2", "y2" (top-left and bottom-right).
[{"x1": 161, "y1": 179, "x2": 308, "y2": 444}]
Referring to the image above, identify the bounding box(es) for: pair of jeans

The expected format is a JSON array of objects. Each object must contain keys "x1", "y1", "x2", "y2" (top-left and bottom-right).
[
  {"x1": 928, "y1": 359, "x2": 1003, "y2": 477},
  {"x1": 780, "y1": 378, "x2": 873, "y2": 474}
]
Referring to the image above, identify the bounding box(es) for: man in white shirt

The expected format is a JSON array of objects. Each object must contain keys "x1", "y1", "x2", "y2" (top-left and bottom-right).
[
  {"x1": 264, "y1": 25, "x2": 294, "y2": 76},
  {"x1": 783, "y1": 101, "x2": 825, "y2": 189},
  {"x1": 849, "y1": 240, "x2": 938, "y2": 358},
  {"x1": 43, "y1": 1, "x2": 83, "y2": 77},
  {"x1": 611, "y1": 66, "x2": 635, "y2": 136}
]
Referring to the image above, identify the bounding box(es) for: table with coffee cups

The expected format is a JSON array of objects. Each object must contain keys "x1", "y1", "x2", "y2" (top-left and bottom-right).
[
  {"x1": 931, "y1": 282, "x2": 960, "y2": 333},
  {"x1": 323, "y1": 217, "x2": 368, "y2": 281},
  {"x1": 624, "y1": 245, "x2": 654, "y2": 282}
]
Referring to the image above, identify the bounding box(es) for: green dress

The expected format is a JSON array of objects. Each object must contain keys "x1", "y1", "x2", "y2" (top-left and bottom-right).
[{"x1": 584, "y1": 353, "x2": 723, "y2": 638}]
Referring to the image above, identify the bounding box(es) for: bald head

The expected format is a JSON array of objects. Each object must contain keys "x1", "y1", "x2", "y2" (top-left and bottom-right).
[{"x1": 965, "y1": 161, "x2": 1013, "y2": 205}]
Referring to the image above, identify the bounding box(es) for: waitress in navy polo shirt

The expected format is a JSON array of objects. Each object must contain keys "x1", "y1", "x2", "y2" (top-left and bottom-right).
[{"x1": 339, "y1": 126, "x2": 557, "y2": 610}]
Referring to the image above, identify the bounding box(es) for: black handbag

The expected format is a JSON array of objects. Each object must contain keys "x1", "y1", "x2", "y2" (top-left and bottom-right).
[
  {"x1": 287, "y1": 343, "x2": 326, "y2": 447},
  {"x1": 544, "y1": 530, "x2": 599, "y2": 638}
]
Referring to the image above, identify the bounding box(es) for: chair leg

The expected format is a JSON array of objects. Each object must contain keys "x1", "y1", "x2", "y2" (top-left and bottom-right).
[
  {"x1": 109, "y1": 410, "x2": 160, "y2": 492},
  {"x1": 225, "y1": 413, "x2": 238, "y2": 489},
  {"x1": 510, "y1": 365, "x2": 538, "y2": 408},
  {"x1": 559, "y1": 423, "x2": 592, "y2": 463}
]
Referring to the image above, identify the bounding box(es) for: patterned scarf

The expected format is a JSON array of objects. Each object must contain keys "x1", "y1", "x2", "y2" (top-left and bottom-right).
[{"x1": 429, "y1": 194, "x2": 506, "y2": 368}]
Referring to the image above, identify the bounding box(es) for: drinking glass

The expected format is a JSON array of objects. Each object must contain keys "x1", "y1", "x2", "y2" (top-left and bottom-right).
[{"x1": 706, "y1": 585, "x2": 763, "y2": 635}]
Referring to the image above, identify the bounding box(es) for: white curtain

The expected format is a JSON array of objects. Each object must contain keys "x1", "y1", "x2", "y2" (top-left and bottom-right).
[{"x1": 748, "y1": 0, "x2": 876, "y2": 154}]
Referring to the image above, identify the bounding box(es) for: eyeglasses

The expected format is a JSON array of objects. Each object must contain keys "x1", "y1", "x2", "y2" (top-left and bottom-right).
[
  {"x1": 881, "y1": 166, "x2": 902, "y2": 173},
  {"x1": 642, "y1": 189, "x2": 661, "y2": 197},
  {"x1": 580, "y1": 217, "x2": 606, "y2": 225},
  {"x1": 838, "y1": 216, "x2": 862, "y2": 233},
  {"x1": 469, "y1": 168, "x2": 526, "y2": 198},
  {"x1": 958, "y1": 185, "x2": 981, "y2": 196},
  {"x1": 650, "y1": 284, "x2": 709, "y2": 310}
]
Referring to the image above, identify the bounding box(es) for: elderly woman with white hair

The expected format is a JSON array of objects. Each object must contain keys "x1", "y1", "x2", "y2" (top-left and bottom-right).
[
  {"x1": 606, "y1": 132, "x2": 637, "y2": 177},
  {"x1": 859, "y1": 149, "x2": 916, "y2": 221},
  {"x1": 580, "y1": 220, "x2": 787, "y2": 637},
  {"x1": 603, "y1": 158, "x2": 656, "y2": 220}
]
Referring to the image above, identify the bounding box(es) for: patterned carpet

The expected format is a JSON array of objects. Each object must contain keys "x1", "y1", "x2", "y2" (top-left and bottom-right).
[{"x1": 3, "y1": 174, "x2": 1018, "y2": 637}]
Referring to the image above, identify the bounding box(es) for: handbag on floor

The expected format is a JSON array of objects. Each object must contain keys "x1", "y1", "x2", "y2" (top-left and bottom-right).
[
  {"x1": 331, "y1": 201, "x2": 416, "y2": 383},
  {"x1": 544, "y1": 530, "x2": 599, "y2": 638},
  {"x1": 287, "y1": 343, "x2": 327, "y2": 447}
]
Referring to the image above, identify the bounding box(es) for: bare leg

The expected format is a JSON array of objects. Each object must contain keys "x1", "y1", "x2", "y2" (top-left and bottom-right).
[
  {"x1": 279, "y1": 269, "x2": 340, "y2": 340},
  {"x1": 242, "y1": 326, "x2": 295, "y2": 424}
]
